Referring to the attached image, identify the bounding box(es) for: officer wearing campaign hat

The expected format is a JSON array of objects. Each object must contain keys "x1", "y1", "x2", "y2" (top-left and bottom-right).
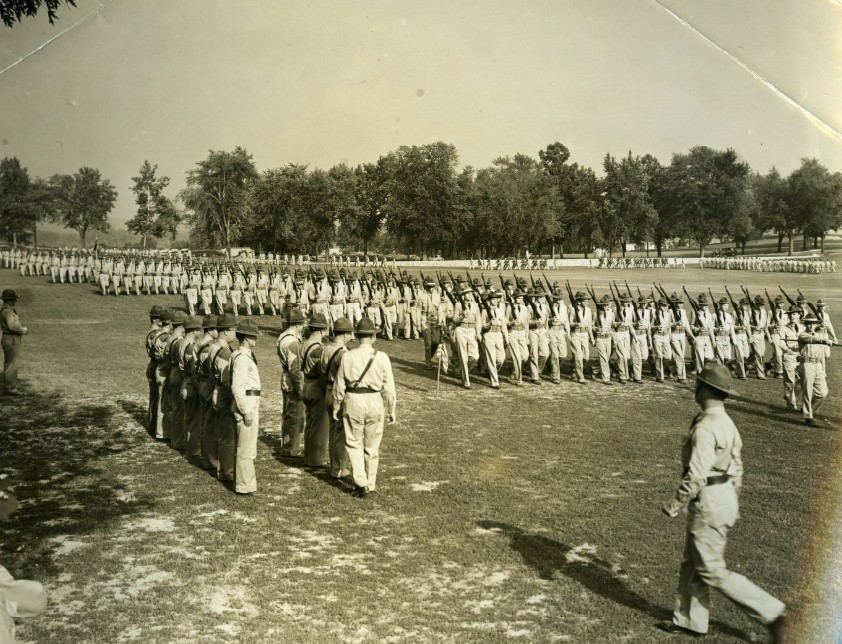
[
  {"x1": 1, "y1": 289, "x2": 28, "y2": 396},
  {"x1": 301, "y1": 313, "x2": 330, "y2": 467},
  {"x1": 180, "y1": 315, "x2": 205, "y2": 460},
  {"x1": 333, "y1": 312, "x2": 396, "y2": 497},
  {"x1": 277, "y1": 308, "x2": 307, "y2": 457},
  {"x1": 661, "y1": 361, "x2": 786, "y2": 639},
  {"x1": 322, "y1": 317, "x2": 354, "y2": 479},
  {"x1": 230, "y1": 317, "x2": 262, "y2": 494}
]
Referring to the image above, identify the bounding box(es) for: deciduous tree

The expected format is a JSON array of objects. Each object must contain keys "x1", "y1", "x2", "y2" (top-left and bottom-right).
[{"x1": 50, "y1": 166, "x2": 117, "y2": 248}]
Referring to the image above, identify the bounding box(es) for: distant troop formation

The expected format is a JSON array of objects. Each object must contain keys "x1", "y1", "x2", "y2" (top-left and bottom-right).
[
  {"x1": 595, "y1": 256, "x2": 686, "y2": 269},
  {"x1": 418, "y1": 272, "x2": 835, "y2": 426},
  {"x1": 143, "y1": 306, "x2": 396, "y2": 498},
  {"x1": 700, "y1": 255, "x2": 836, "y2": 273}
]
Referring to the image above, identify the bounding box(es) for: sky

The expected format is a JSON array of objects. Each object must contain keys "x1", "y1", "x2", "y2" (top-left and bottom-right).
[{"x1": 1, "y1": 0, "x2": 841, "y2": 227}]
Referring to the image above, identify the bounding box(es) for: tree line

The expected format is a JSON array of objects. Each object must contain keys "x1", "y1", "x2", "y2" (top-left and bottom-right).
[{"x1": 2, "y1": 141, "x2": 841, "y2": 257}]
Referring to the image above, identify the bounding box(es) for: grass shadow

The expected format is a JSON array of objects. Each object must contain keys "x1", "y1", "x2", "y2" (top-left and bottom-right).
[
  {"x1": 0, "y1": 391, "x2": 155, "y2": 578},
  {"x1": 478, "y1": 520, "x2": 750, "y2": 641}
]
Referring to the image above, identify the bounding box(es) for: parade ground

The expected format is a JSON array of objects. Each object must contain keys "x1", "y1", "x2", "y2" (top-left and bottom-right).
[{"x1": 1, "y1": 264, "x2": 840, "y2": 643}]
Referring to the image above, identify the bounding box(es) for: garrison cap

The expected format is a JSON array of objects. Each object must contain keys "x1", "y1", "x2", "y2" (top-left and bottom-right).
[
  {"x1": 308, "y1": 313, "x2": 329, "y2": 329},
  {"x1": 332, "y1": 317, "x2": 354, "y2": 334},
  {"x1": 237, "y1": 319, "x2": 261, "y2": 337}
]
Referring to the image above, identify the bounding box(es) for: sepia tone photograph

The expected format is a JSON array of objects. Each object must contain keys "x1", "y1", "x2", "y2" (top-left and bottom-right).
[{"x1": 0, "y1": 1, "x2": 840, "y2": 641}]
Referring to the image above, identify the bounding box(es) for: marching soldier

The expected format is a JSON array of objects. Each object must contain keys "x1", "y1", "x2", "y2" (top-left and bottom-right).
[
  {"x1": 613, "y1": 294, "x2": 635, "y2": 384},
  {"x1": 481, "y1": 289, "x2": 509, "y2": 390},
  {"x1": 526, "y1": 287, "x2": 550, "y2": 385},
  {"x1": 768, "y1": 296, "x2": 787, "y2": 378},
  {"x1": 630, "y1": 296, "x2": 652, "y2": 383},
  {"x1": 652, "y1": 298, "x2": 674, "y2": 383},
  {"x1": 778, "y1": 305, "x2": 802, "y2": 410},
  {"x1": 568, "y1": 291, "x2": 594, "y2": 384},
  {"x1": 452, "y1": 284, "x2": 482, "y2": 389},
  {"x1": 670, "y1": 294, "x2": 695, "y2": 383},
  {"x1": 748, "y1": 295, "x2": 769, "y2": 379},
  {"x1": 799, "y1": 316, "x2": 832, "y2": 427},
  {"x1": 712, "y1": 297, "x2": 734, "y2": 367},
  {"x1": 691, "y1": 294, "x2": 715, "y2": 376},
  {"x1": 732, "y1": 299, "x2": 752, "y2": 379},
  {"x1": 255, "y1": 267, "x2": 269, "y2": 315},
  {"x1": 660, "y1": 363, "x2": 786, "y2": 641},
  {"x1": 816, "y1": 299, "x2": 837, "y2": 345}
]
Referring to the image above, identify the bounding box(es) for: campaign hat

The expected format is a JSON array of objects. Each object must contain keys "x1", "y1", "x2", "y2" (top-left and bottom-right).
[
  {"x1": 237, "y1": 318, "x2": 262, "y2": 337},
  {"x1": 308, "y1": 313, "x2": 329, "y2": 329},
  {"x1": 803, "y1": 315, "x2": 819, "y2": 324},
  {"x1": 355, "y1": 317, "x2": 380, "y2": 336},
  {"x1": 533, "y1": 287, "x2": 546, "y2": 298},
  {"x1": 513, "y1": 288, "x2": 525, "y2": 298},
  {"x1": 599, "y1": 294, "x2": 612, "y2": 305},
  {"x1": 1, "y1": 289, "x2": 18, "y2": 302},
  {"x1": 202, "y1": 314, "x2": 218, "y2": 330},
  {"x1": 552, "y1": 288, "x2": 565, "y2": 300},
  {"x1": 657, "y1": 297, "x2": 669, "y2": 306},
  {"x1": 574, "y1": 291, "x2": 590, "y2": 301},
  {"x1": 423, "y1": 278, "x2": 436, "y2": 287},
  {"x1": 696, "y1": 363, "x2": 732, "y2": 395},
  {"x1": 697, "y1": 293, "x2": 708, "y2": 304},
  {"x1": 718, "y1": 297, "x2": 729, "y2": 305},
  {"x1": 216, "y1": 313, "x2": 238, "y2": 329},
  {"x1": 183, "y1": 315, "x2": 202, "y2": 331},
  {"x1": 485, "y1": 289, "x2": 502, "y2": 300},
  {"x1": 149, "y1": 305, "x2": 164, "y2": 318},
  {"x1": 817, "y1": 299, "x2": 826, "y2": 307},
  {"x1": 287, "y1": 308, "x2": 306, "y2": 325},
  {"x1": 171, "y1": 311, "x2": 187, "y2": 326},
  {"x1": 669, "y1": 292, "x2": 683, "y2": 303},
  {"x1": 620, "y1": 293, "x2": 632, "y2": 303},
  {"x1": 159, "y1": 309, "x2": 173, "y2": 323},
  {"x1": 332, "y1": 317, "x2": 354, "y2": 334},
  {"x1": 753, "y1": 295, "x2": 765, "y2": 305},
  {"x1": 458, "y1": 285, "x2": 473, "y2": 296}
]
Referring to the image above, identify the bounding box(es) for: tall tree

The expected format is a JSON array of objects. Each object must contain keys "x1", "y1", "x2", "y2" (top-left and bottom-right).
[
  {"x1": 50, "y1": 167, "x2": 117, "y2": 248},
  {"x1": 245, "y1": 163, "x2": 309, "y2": 253},
  {"x1": 787, "y1": 158, "x2": 842, "y2": 254},
  {"x1": 658, "y1": 146, "x2": 750, "y2": 257},
  {"x1": 127, "y1": 160, "x2": 175, "y2": 249},
  {"x1": 0, "y1": 157, "x2": 33, "y2": 245},
  {"x1": 0, "y1": 0, "x2": 75, "y2": 27},
  {"x1": 180, "y1": 147, "x2": 258, "y2": 258}
]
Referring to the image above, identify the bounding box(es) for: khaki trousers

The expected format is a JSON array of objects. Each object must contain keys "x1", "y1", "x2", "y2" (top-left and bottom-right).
[{"x1": 342, "y1": 392, "x2": 385, "y2": 491}]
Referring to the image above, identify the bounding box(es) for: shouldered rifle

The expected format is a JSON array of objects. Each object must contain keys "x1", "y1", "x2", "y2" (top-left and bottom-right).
[
  {"x1": 724, "y1": 285, "x2": 740, "y2": 314},
  {"x1": 779, "y1": 286, "x2": 797, "y2": 308},
  {"x1": 437, "y1": 272, "x2": 456, "y2": 306},
  {"x1": 796, "y1": 289, "x2": 820, "y2": 317},
  {"x1": 566, "y1": 280, "x2": 582, "y2": 324},
  {"x1": 498, "y1": 273, "x2": 516, "y2": 309},
  {"x1": 682, "y1": 286, "x2": 700, "y2": 315}
]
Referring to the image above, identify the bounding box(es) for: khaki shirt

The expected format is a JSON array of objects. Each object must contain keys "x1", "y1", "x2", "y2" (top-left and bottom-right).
[
  {"x1": 0, "y1": 304, "x2": 23, "y2": 336},
  {"x1": 230, "y1": 346, "x2": 261, "y2": 413},
  {"x1": 664, "y1": 406, "x2": 744, "y2": 515},
  {"x1": 333, "y1": 344, "x2": 396, "y2": 417}
]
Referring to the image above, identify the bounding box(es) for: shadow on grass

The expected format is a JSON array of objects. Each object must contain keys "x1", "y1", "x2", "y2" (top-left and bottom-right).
[
  {"x1": 0, "y1": 391, "x2": 154, "y2": 578},
  {"x1": 478, "y1": 520, "x2": 750, "y2": 641},
  {"x1": 259, "y1": 432, "x2": 356, "y2": 495}
]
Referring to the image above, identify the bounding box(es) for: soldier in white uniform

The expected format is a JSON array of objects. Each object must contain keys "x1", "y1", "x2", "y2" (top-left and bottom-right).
[{"x1": 230, "y1": 318, "x2": 262, "y2": 494}]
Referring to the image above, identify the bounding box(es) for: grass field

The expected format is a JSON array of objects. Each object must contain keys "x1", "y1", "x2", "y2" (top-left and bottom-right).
[{"x1": 1, "y1": 264, "x2": 840, "y2": 643}]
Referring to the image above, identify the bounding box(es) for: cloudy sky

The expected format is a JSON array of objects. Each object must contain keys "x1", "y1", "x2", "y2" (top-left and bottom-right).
[{"x1": 1, "y1": 0, "x2": 841, "y2": 225}]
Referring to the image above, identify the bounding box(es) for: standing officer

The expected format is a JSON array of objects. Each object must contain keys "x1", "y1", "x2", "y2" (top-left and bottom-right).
[
  {"x1": 301, "y1": 313, "x2": 330, "y2": 467},
  {"x1": 332, "y1": 317, "x2": 397, "y2": 498},
  {"x1": 1, "y1": 290, "x2": 28, "y2": 396},
  {"x1": 277, "y1": 308, "x2": 306, "y2": 457},
  {"x1": 321, "y1": 317, "x2": 353, "y2": 481},
  {"x1": 660, "y1": 363, "x2": 786, "y2": 641},
  {"x1": 230, "y1": 319, "x2": 262, "y2": 494},
  {"x1": 212, "y1": 314, "x2": 239, "y2": 483},
  {"x1": 144, "y1": 305, "x2": 164, "y2": 435}
]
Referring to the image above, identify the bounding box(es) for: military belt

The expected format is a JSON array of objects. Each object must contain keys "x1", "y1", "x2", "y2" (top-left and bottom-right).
[
  {"x1": 245, "y1": 389, "x2": 261, "y2": 396},
  {"x1": 346, "y1": 387, "x2": 379, "y2": 394},
  {"x1": 706, "y1": 474, "x2": 730, "y2": 486}
]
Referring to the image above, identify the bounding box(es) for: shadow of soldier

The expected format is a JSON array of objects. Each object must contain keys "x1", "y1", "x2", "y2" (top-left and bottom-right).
[
  {"x1": 477, "y1": 520, "x2": 749, "y2": 641},
  {"x1": 0, "y1": 391, "x2": 155, "y2": 578}
]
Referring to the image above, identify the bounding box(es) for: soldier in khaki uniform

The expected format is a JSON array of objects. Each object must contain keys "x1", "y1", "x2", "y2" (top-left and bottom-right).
[
  {"x1": 230, "y1": 319, "x2": 262, "y2": 494},
  {"x1": 0, "y1": 290, "x2": 28, "y2": 396},
  {"x1": 277, "y1": 308, "x2": 306, "y2": 456},
  {"x1": 321, "y1": 317, "x2": 353, "y2": 480},
  {"x1": 660, "y1": 363, "x2": 786, "y2": 641},
  {"x1": 332, "y1": 317, "x2": 396, "y2": 498},
  {"x1": 799, "y1": 316, "x2": 833, "y2": 426}
]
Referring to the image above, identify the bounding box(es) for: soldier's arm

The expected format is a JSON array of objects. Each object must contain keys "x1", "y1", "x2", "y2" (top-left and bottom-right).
[
  {"x1": 663, "y1": 426, "x2": 717, "y2": 516},
  {"x1": 380, "y1": 353, "x2": 397, "y2": 422}
]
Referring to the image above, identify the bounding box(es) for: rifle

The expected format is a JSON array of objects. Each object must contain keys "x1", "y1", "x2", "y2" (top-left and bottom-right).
[
  {"x1": 447, "y1": 271, "x2": 466, "y2": 307},
  {"x1": 779, "y1": 286, "x2": 797, "y2": 308},
  {"x1": 437, "y1": 271, "x2": 457, "y2": 307},
  {"x1": 465, "y1": 269, "x2": 491, "y2": 318},
  {"x1": 796, "y1": 289, "x2": 820, "y2": 318},
  {"x1": 682, "y1": 286, "x2": 700, "y2": 315},
  {"x1": 724, "y1": 285, "x2": 741, "y2": 314},
  {"x1": 498, "y1": 273, "x2": 516, "y2": 309}
]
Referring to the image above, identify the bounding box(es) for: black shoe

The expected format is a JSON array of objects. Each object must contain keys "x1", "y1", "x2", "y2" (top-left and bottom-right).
[
  {"x1": 767, "y1": 612, "x2": 786, "y2": 644},
  {"x1": 656, "y1": 621, "x2": 706, "y2": 637}
]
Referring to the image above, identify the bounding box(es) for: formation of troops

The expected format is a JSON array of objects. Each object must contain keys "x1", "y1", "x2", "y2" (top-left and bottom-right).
[
  {"x1": 143, "y1": 305, "x2": 396, "y2": 498},
  {"x1": 700, "y1": 255, "x2": 836, "y2": 273},
  {"x1": 417, "y1": 273, "x2": 836, "y2": 426}
]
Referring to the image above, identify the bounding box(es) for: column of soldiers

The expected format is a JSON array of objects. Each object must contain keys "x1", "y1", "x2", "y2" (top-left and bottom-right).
[
  {"x1": 414, "y1": 275, "x2": 836, "y2": 426},
  {"x1": 700, "y1": 256, "x2": 837, "y2": 273},
  {"x1": 144, "y1": 302, "x2": 397, "y2": 498}
]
